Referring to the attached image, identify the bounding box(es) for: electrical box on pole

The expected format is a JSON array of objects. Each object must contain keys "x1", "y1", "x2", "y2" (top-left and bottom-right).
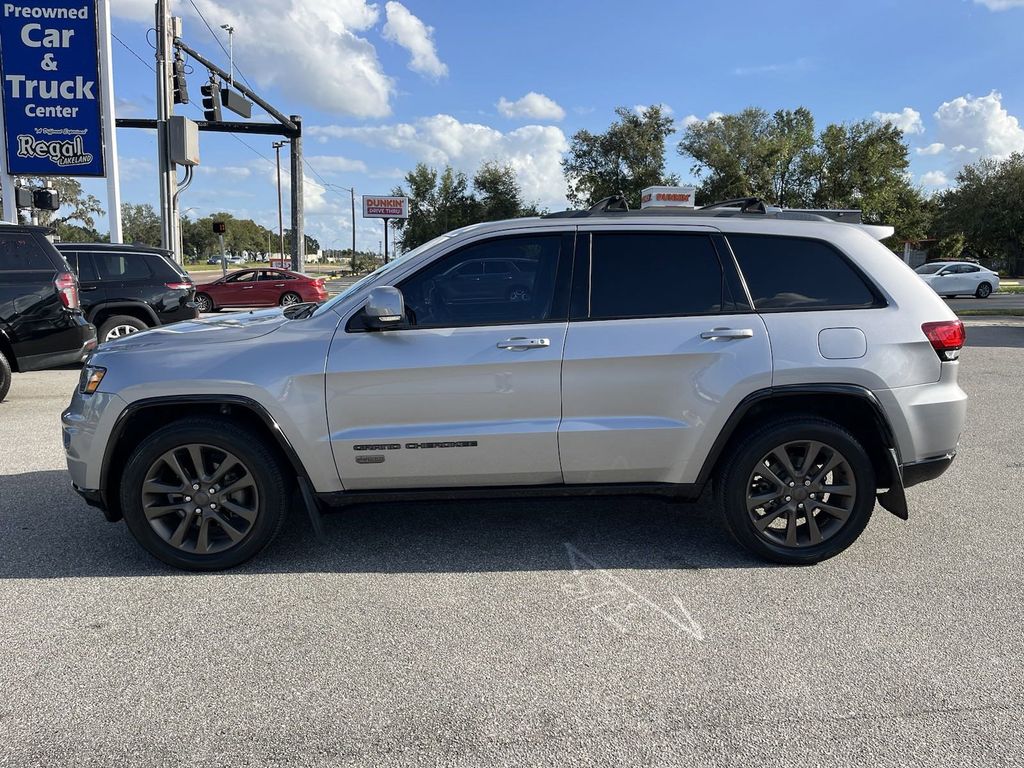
[{"x1": 169, "y1": 116, "x2": 200, "y2": 166}]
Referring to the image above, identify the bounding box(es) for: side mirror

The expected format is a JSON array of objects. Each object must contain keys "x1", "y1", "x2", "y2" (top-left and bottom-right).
[{"x1": 364, "y1": 286, "x2": 407, "y2": 330}]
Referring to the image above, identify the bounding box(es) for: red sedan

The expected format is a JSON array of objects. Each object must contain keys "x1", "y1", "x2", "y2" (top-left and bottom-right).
[{"x1": 194, "y1": 268, "x2": 328, "y2": 312}]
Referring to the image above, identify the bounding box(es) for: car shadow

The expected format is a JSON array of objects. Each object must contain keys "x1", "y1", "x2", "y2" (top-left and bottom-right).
[
  {"x1": 0, "y1": 470, "x2": 771, "y2": 579},
  {"x1": 964, "y1": 324, "x2": 1024, "y2": 349}
]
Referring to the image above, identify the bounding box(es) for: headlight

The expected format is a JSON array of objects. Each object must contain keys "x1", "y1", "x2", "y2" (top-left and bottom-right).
[{"x1": 80, "y1": 365, "x2": 107, "y2": 394}]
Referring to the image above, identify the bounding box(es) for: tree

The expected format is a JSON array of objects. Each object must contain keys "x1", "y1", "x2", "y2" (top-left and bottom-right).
[
  {"x1": 933, "y1": 153, "x2": 1024, "y2": 274},
  {"x1": 283, "y1": 229, "x2": 320, "y2": 254},
  {"x1": 391, "y1": 162, "x2": 540, "y2": 251},
  {"x1": 121, "y1": 203, "x2": 161, "y2": 246},
  {"x1": 678, "y1": 108, "x2": 815, "y2": 206},
  {"x1": 20, "y1": 176, "x2": 105, "y2": 236},
  {"x1": 679, "y1": 109, "x2": 931, "y2": 248},
  {"x1": 563, "y1": 105, "x2": 678, "y2": 208}
]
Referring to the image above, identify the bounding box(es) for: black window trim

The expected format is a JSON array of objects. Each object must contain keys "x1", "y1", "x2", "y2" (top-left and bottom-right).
[
  {"x1": 724, "y1": 232, "x2": 889, "y2": 313},
  {"x1": 346, "y1": 231, "x2": 576, "y2": 333},
  {"x1": 570, "y1": 229, "x2": 739, "y2": 323}
]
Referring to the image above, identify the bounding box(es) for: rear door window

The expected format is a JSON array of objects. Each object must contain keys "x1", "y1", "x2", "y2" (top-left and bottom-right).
[
  {"x1": 75, "y1": 252, "x2": 100, "y2": 282},
  {"x1": 587, "y1": 232, "x2": 724, "y2": 319},
  {"x1": 728, "y1": 234, "x2": 879, "y2": 310},
  {"x1": 0, "y1": 231, "x2": 53, "y2": 271},
  {"x1": 94, "y1": 252, "x2": 154, "y2": 281}
]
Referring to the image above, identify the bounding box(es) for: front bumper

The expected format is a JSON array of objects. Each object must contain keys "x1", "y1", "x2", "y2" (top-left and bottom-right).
[{"x1": 62, "y1": 389, "x2": 129, "y2": 518}]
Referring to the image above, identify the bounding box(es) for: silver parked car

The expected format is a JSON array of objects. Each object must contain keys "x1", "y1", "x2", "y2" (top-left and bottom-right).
[{"x1": 63, "y1": 199, "x2": 967, "y2": 570}]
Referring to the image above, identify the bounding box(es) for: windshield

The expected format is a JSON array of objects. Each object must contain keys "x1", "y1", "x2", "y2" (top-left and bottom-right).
[
  {"x1": 915, "y1": 263, "x2": 944, "y2": 274},
  {"x1": 313, "y1": 233, "x2": 452, "y2": 316}
]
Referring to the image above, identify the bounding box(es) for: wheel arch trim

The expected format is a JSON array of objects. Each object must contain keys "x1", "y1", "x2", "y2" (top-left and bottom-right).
[
  {"x1": 695, "y1": 383, "x2": 900, "y2": 489},
  {"x1": 87, "y1": 301, "x2": 160, "y2": 327}
]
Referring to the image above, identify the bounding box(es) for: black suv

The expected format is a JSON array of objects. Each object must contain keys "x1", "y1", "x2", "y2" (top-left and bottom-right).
[
  {"x1": 0, "y1": 224, "x2": 97, "y2": 402},
  {"x1": 55, "y1": 243, "x2": 198, "y2": 343}
]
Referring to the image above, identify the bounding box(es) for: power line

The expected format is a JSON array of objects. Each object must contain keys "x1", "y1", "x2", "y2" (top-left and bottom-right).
[
  {"x1": 111, "y1": 32, "x2": 155, "y2": 73},
  {"x1": 187, "y1": 0, "x2": 254, "y2": 91}
]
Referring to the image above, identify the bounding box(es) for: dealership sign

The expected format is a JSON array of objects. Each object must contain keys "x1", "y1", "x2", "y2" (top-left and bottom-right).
[
  {"x1": 0, "y1": 0, "x2": 106, "y2": 176},
  {"x1": 362, "y1": 195, "x2": 409, "y2": 219}
]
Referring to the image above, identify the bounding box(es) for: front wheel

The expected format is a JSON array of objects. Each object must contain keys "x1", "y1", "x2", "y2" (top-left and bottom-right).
[
  {"x1": 195, "y1": 293, "x2": 215, "y2": 313},
  {"x1": 716, "y1": 418, "x2": 875, "y2": 565},
  {"x1": 119, "y1": 418, "x2": 289, "y2": 570},
  {"x1": 976, "y1": 282, "x2": 992, "y2": 298},
  {"x1": 0, "y1": 349, "x2": 11, "y2": 402}
]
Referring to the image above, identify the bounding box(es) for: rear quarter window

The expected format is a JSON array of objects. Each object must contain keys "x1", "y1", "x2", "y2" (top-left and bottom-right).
[
  {"x1": 0, "y1": 231, "x2": 55, "y2": 271},
  {"x1": 728, "y1": 234, "x2": 880, "y2": 310}
]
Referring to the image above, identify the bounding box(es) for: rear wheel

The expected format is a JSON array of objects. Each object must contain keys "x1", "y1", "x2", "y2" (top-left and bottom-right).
[
  {"x1": 0, "y1": 350, "x2": 11, "y2": 402},
  {"x1": 119, "y1": 418, "x2": 289, "y2": 570},
  {"x1": 280, "y1": 291, "x2": 302, "y2": 306},
  {"x1": 976, "y1": 282, "x2": 992, "y2": 298},
  {"x1": 98, "y1": 315, "x2": 148, "y2": 343},
  {"x1": 716, "y1": 418, "x2": 875, "y2": 564}
]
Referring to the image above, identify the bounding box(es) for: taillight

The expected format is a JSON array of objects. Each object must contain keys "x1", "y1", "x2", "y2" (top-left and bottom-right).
[
  {"x1": 54, "y1": 272, "x2": 79, "y2": 309},
  {"x1": 316, "y1": 278, "x2": 325, "y2": 286},
  {"x1": 165, "y1": 282, "x2": 192, "y2": 290},
  {"x1": 922, "y1": 320, "x2": 965, "y2": 361}
]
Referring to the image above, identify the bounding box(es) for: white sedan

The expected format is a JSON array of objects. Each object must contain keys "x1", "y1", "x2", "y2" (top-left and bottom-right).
[{"x1": 915, "y1": 261, "x2": 1000, "y2": 298}]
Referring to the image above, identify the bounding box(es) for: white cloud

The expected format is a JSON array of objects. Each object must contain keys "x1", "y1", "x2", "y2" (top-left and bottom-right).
[
  {"x1": 873, "y1": 107, "x2": 925, "y2": 135},
  {"x1": 634, "y1": 103, "x2": 674, "y2": 117},
  {"x1": 920, "y1": 170, "x2": 950, "y2": 188},
  {"x1": 934, "y1": 91, "x2": 1024, "y2": 158},
  {"x1": 916, "y1": 142, "x2": 946, "y2": 155},
  {"x1": 310, "y1": 115, "x2": 569, "y2": 208},
  {"x1": 196, "y1": 165, "x2": 253, "y2": 180},
  {"x1": 733, "y1": 58, "x2": 811, "y2": 76},
  {"x1": 306, "y1": 155, "x2": 368, "y2": 174},
  {"x1": 497, "y1": 92, "x2": 566, "y2": 121},
  {"x1": 113, "y1": 1, "x2": 394, "y2": 118},
  {"x1": 382, "y1": 1, "x2": 447, "y2": 79},
  {"x1": 681, "y1": 111, "x2": 723, "y2": 128},
  {"x1": 973, "y1": 0, "x2": 1024, "y2": 9}
]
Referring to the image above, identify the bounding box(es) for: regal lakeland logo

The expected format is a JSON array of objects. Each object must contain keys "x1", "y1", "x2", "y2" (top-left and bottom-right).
[{"x1": 16, "y1": 133, "x2": 93, "y2": 167}]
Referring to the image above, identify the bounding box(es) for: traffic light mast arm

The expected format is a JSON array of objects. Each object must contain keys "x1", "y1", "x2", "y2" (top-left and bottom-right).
[{"x1": 174, "y1": 39, "x2": 297, "y2": 133}]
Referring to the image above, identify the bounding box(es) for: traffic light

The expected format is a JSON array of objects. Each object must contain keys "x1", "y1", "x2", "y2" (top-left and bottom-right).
[
  {"x1": 172, "y1": 56, "x2": 189, "y2": 105},
  {"x1": 200, "y1": 79, "x2": 222, "y2": 122},
  {"x1": 32, "y1": 188, "x2": 60, "y2": 211},
  {"x1": 212, "y1": 221, "x2": 226, "y2": 234}
]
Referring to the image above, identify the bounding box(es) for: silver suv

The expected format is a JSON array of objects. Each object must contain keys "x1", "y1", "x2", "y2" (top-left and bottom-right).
[{"x1": 62, "y1": 199, "x2": 967, "y2": 570}]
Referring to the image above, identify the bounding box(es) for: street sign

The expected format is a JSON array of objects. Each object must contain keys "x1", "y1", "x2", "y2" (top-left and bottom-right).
[
  {"x1": 0, "y1": 0, "x2": 107, "y2": 176},
  {"x1": 640, "y1": 185, "x2": 696, "y2": 209},
  {"x1": 362, "y1": 195, "x2": 408, "y2": 219}
]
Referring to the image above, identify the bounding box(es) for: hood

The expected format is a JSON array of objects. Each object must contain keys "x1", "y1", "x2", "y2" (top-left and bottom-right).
[{"x1": 97, "y1": 308, "x2": 288, "y2": 352}]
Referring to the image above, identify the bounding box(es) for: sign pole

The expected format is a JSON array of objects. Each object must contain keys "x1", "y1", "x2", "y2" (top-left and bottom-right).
[
  {"x1": 96, "y1": 0, "x2": 122, "y2": 242},
  {"x1": 383, "y1": 217, "x2": 389, "y2": 264}
]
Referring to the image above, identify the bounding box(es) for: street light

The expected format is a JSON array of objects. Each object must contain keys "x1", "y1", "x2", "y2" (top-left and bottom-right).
[
  {"x1": 220, "y1": 24, "x2": 235, "y2": 87},
  {"x1": 272, "y1": 140, "x2": 287, "y2": 260}
]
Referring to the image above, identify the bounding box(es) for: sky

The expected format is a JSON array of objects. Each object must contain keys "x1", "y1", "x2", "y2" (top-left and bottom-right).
[{"x1": 91, "y1": 0, "x2": 1024, "y2": 252}]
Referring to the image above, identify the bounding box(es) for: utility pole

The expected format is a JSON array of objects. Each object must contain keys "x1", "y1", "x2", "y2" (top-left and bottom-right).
[
  {"x1": 289, "y1": 115, "x2": 304, "y2": 272},
  {"x1": 273, "y1": 140, "x2": 286, "y2": 258},
  {"x1": 351, "y1": 187, "x2": 356, "y2": 256},
  {"x1": 155, "y1": 0, "x2": 180, "y2": 261}
]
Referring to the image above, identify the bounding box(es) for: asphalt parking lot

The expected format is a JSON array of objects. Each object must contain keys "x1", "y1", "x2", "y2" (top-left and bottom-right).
[{"x1": 1, "y1": 321, "x2": 1022, "y2": 766}]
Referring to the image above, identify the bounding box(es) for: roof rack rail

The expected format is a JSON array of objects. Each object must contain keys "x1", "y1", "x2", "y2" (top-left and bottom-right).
[{"x1": 699, "y1": 197, "x2": 768, "y2": 214}]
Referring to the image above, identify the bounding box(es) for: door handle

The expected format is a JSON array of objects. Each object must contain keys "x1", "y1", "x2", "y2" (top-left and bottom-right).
[
  {"x1": 497, "y1": 337, "x2": 550, "y2": 350},
  {"x1": 700, "y1": 327, "x2": 754, "y2": 340},
  {"x1": 274, "y1": 283, "x2": 285, "y2": 287},
  {"x1": 241, "y1": 285, "x2": 254, "y2": 289},
  {"x1": 80, "y1": 285, "x2": 99, "y2": 292}
]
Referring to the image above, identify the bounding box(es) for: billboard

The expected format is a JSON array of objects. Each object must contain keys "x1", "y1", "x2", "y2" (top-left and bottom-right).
[
  {"x1": 0, "y1": 0, "x2": 106, "y2": 176},
  {"x1": 362, "y1": 195, "x2": 409, "y2": 219},
  {"x1": 640, "y1": 186, "x2": 696, "y2": 209}
]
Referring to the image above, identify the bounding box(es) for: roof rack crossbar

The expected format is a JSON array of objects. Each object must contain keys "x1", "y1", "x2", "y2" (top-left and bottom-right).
[
  {"x1": 698, "y1": 197, "x2": 767, "y2": 214},
  {"x1": 587, "y1": 193, "x2": 630, "y2": 213}
]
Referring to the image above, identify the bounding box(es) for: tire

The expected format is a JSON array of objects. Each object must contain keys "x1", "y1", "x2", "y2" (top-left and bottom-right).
[
  {"x1": 976, "y1": 282, "x2": 992, "y2": 299},
  {"x1": 715, "y1": 417, "x2": 875, "y2": 565},
  {"x1": 98, "y1": 315, "x2": 148, "y2": 343},
  {"x1": 279, "y1": 291, "x2": 302, "y2": 307},
  {"x1": 118, "y1": 417, "x2": 290, "y2": 571},
  {"x1": 0, "y1": 350, "x2": 11, "y2": 403},
  {"x1": 195, "y1": 293, "x2": 216, "y2": 313},
  {"x1": 508, "y1": 286, "x2": 530, "y2": 303},
  {"x1": 944, "y1": 295, "x2": 956, "y2": 299}
]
